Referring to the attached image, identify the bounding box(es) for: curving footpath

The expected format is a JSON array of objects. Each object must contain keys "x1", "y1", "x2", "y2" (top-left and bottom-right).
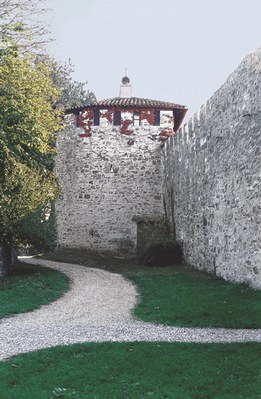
[{"x1": 0, "y1": 257, "x2": 260, "y2": 360}]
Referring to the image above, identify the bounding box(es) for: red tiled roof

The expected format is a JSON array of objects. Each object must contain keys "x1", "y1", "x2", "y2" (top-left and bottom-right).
[
  {"x1": 66, "y1": 97, "x2": 188, "y2": 131},
  {"x1": 67, "y1": 97, "x2": 187, "y2": 112},
  {"x1": 91, "y1": 97, "x2": 187, "y2": 110}
]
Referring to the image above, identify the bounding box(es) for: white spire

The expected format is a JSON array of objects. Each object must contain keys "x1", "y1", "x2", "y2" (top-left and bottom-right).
[{"x1": 119, "y1": 75, "x2": 132, "y2": 98}]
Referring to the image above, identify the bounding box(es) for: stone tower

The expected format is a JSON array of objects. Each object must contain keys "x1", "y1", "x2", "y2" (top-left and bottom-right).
[{"x1": 55, "y1": 77, "x2": 187, "y2": 256}]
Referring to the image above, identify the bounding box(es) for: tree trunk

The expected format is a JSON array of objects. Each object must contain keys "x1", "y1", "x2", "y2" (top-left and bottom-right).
[{"x1": 0, "y1": 244, "x2": 15, "y2": 278}]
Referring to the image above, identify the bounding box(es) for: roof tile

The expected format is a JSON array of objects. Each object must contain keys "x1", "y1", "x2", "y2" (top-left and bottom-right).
[
  {"x1": 68, "y1": 97, "x2": 187, "y2": 111},
  {"x1": 66, "y1": 97, "x2": 188, "y2": 131}
]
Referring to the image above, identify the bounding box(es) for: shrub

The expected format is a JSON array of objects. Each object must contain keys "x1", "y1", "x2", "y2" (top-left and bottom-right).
[{"x1": 139, "y1": 241, "x2": 183, "y2": 266}]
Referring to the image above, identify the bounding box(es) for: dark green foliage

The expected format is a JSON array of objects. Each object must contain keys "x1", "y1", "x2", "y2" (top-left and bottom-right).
[
  {"x1": 0, "y1": 342, "x2": 260, "y2": 398},
  {"x1": 0, "y1": 261, "x2": 69, "y2": 318},
  {"x1": 15, "y1": 202, "x2": 57, "y2": 252},
  {"x1": 139, "y1": 240, "x2": 183, "y2": 266}
]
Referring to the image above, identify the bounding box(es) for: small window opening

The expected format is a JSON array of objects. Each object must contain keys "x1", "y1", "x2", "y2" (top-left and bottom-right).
[
  {"x1": 133, "y1": 112, "x2": 140, "y2": 127},
  {"x1": 113, "y1": 110, "x2": 121, "y2": 125},
  {"x1": 154, "y1": 110, "x2": 160, "y2": 126},
  {"x1": 93, "y1": 109, "x2": 100, "y2": 126}
]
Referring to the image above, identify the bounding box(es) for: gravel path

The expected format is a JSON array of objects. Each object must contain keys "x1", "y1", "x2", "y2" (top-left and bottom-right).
[{"x1": 0, "y1": 257, "x2": 260, "y2": 360}]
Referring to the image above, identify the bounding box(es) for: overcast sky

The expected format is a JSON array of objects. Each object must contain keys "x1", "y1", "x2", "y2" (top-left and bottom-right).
[{"x1": 47, "y1": 0, "x2": 260, "y2": 122}]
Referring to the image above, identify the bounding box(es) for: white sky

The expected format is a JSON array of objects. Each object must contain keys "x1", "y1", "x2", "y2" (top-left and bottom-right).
[{"x1": 47, "y1": 0, "x2": 261, "y2": 122}]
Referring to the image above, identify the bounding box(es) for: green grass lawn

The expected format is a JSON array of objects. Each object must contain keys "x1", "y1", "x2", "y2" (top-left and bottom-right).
[
  {"x1": 0, "y1": 252, "x2": 260, "y2": 398},
  {"x1": 42, "y1": 249, "x2": 261, "y2": 329},
  {"x1": 0, "y1": 342, "x2": 260, "y2": 399},
  {"x1": 0, "y1": 261, "x2": 69, "y2": 319},
  {"x1": 131, "y1": 273, "x2": 261, "y2": 329}
]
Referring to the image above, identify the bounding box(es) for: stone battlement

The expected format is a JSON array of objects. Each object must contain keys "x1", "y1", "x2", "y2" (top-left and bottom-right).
[{"x1": 163, "y1": 49, "x2": 261, "y2": 288}]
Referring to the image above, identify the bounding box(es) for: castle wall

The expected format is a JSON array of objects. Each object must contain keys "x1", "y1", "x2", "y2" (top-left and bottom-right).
[
  {"x1": 55, "y1": 110, "x2": 171, "y2": 256},
  {"x1": 163, "y1": 49, "x2": 261, "y2": 288}
]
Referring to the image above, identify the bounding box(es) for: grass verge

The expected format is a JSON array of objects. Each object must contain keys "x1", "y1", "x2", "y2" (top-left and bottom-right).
[
  {"x1": 0, "y1": 261, "x2": 69, "y2": 319},
  {"x1": 130, "y1": 273, "x2": 261, "y2": 329},
  {"x1": 42, "y1": 249, "x2": 261, "y2": 329},
  {"x1": 0, "y1": 342, "x2": 260, "y2": 399}
]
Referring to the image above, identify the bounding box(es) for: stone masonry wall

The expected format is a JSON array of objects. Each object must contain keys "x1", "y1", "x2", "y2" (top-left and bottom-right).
[
  {"x1": 55, "y1": 110, "x2": 171, "y2": 256},
  {"x1": 163, "y1": 49, "x2": 261, "y2": 288}
]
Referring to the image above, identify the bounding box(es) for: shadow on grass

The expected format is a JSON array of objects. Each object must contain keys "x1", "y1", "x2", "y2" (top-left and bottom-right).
[{"x1": 41, "y1": 249, "x2": 261, "y2": 329}]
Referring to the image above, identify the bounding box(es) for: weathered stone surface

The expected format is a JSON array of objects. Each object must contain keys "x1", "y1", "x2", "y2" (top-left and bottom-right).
[
  {"x1": 56, "y1": 49, "x2": 260, "y2": 288},
  {"x1": 163, "y1": 49, "x2": 261, "y2": 289},
  {"x1": 55, "y1": 113, "x2": 169, "y2": 256}
]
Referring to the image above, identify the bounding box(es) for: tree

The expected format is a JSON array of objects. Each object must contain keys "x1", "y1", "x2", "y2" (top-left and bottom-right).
[
  {"x1": 0, "y1": 0, "x2": 96, "y2": 108},
  {"x1": 0, "y1": 0, "x2": 52, "y2": 53},
  {"x1": 0, "y1": 47, "x2": 63, "y2": 268},
  {"x1": 37, "y1": 56, "x2": 96, "y2": 109},
  {"x1": 53, "y1": 59, "x2": 96, "y2": 109},
  {"x1": 0, "y1": 0, "x2": 96, "y2": 269}
]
